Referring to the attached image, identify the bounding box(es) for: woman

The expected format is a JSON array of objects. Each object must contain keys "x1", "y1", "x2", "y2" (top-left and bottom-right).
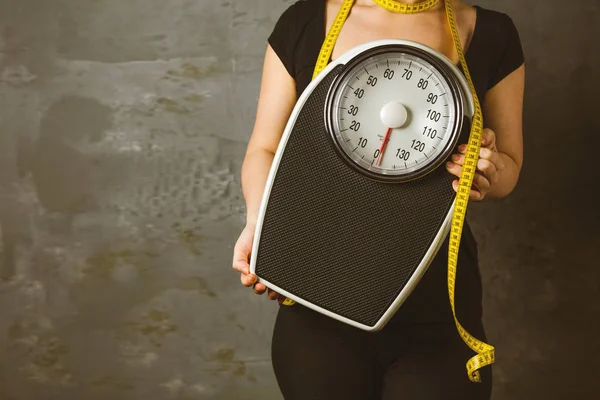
[{"x1": 232, "y1": 0, "x2": 524, "y2": 398}]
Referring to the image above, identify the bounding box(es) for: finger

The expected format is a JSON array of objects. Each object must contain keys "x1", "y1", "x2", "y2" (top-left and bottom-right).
[
  {"x1": 253, "y1": 282, "x2": 267, "y2": 294},
  {"x1": 481, "y1": 128, "x2": 496, "y2": 148},
  {"x1": 447, "y1": 157, "x2": 492, "y2": 201},
  {"x1": 241, "y1": 272, "x2": 258, "y2": 287},
  {"x1": 476, "y1": 158, "x2": 499, "y2": 186},
  {"x1": 453, "y1": 149, "x2": 504, "y2": 176},
  {"x1": 449, "y1": 165, "x2": 490, "y2": 193},
  {"x1": 232, "y1": 260, "x2": 249, "y2": 275},
  {"x1": 470, "y1": 187, "x2": 484, "y2": 201},
  {"x1": 446, "y1": 161, "x2": 462, "y2": 179},
  {"x1": 479, "y1": 147, "x2": 505, "y2": 172},
  {"x1": 472, "y1": 171, "x2": 491, "y2": 194},
  {"x1": 458, "y1": 129, "x2": 497, "y2": 153},
  {"x1": 451, "y1": 152, "x2": 465, "y2": 166},
  {"x1": 452, "y1": 179, "x2": 484, "y2": 200},
  {"x1": 267, "y1": 288, "x2": 280, "y2": 300},
  {"x1": 451, "y1": 152, "x2": 478, "y2": 167},
  {"x1": 232, "y1": 246, "x2": 250, "y2": 274}
]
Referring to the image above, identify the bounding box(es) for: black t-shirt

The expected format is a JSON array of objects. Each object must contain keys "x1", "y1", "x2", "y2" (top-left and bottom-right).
[{"x1": 267, "y1": 0, "x2": 524, "y2": 327}]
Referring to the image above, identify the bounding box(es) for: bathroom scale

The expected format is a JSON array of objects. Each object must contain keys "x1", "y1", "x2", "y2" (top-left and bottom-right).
[{"x1": 250, "y1": 39, "x2": 475, "y2": 331}]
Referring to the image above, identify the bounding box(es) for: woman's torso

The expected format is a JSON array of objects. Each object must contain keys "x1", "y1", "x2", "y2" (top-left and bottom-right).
[{"x1": 268, "y1": 0, "x2": 524, "y2": 327}]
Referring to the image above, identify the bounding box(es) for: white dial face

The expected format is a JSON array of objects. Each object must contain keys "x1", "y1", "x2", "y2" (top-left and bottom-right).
[{"x1": 331, "y1": 51, "x2": 459, "y2": 178}]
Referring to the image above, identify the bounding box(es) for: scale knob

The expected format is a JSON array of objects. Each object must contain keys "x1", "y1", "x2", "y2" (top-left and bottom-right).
[{"x1": 380, "y1": 101, "x2": 408, "y2": 129}]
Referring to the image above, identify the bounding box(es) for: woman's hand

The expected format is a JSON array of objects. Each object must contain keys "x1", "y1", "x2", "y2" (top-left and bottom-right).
[
  {"x1": 232, "y1": 223, "x2": 284, "y2": 302},
  {"x1": 445, "y1": 128, "x2": 506, "y2": 201}
]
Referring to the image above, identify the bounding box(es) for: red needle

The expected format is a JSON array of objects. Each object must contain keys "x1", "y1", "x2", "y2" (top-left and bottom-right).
[{"x1": 376, "y1": 127, "x2": 392, "y2": 167}]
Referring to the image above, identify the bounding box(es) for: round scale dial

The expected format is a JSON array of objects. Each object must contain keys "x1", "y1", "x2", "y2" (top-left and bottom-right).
[{"x1": 326, "y1": 46, "x2": 464, "y2": 182}]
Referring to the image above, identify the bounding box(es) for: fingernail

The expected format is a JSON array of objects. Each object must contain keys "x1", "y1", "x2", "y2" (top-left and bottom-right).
[
  {"x1": 458, "y1": 145, "x2": 466, "y2": 152},
  {"x1": 446, "y1": 161, "x2": 454, "y2": 168},
  {"x1": 452, "y1": 154, "x2": 460, "y2": 162}
]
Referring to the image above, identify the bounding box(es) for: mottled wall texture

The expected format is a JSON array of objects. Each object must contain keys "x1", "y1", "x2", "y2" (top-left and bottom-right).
[{"x1": 0, "y1": 0, "x2": 597, "y2": 399}]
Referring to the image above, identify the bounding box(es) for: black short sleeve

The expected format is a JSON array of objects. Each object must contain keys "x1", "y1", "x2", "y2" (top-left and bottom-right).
[
  {"x1": 268, "y1": 1, "x2": 313, "y2": 78},
  {"x1": 487, "y1": 13, "x2": 525, "y2": 89}
]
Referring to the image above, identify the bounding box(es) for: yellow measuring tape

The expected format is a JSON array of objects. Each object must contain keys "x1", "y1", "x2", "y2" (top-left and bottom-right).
[{"x1": 283, "y1": 0, "x2": 493, "y2": 382}]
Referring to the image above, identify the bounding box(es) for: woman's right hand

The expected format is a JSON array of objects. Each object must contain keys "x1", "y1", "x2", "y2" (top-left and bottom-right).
[{"x1": 232, "y1": 223, "x2": 282, "y2": 301}]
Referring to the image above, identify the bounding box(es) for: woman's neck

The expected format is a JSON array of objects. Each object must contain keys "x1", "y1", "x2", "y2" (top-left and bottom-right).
[
  {"x1": 356, "y1": 0, "x2": 454, "y2": 8},
  {"x1": 365, "y1": 0, "x2": 435, "y2": 4}
]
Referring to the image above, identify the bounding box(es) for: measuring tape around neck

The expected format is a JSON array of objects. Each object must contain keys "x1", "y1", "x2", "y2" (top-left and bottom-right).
[{"x1": 282, "y1": 0, "x2": 493, "y2": 382}]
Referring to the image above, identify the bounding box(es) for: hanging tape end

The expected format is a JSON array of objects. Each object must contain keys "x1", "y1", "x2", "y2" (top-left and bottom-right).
[{"x1": 281, "y1": 298, "x2": 296, "y2": 306}]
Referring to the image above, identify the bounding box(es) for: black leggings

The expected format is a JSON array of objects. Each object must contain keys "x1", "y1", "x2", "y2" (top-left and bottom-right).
[{"x1": 271, "y1": 304, "x2": 492, "y2": 400}]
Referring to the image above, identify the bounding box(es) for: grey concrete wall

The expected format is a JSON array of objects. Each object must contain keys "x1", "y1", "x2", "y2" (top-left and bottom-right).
[{"x1": 0, "y1": 0, "x2": 597, "y2": 399}]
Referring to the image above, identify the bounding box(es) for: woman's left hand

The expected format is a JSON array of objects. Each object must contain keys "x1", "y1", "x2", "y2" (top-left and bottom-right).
[{"x1": 445, "y1": 128, "x2": 506, "y2": 201}]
